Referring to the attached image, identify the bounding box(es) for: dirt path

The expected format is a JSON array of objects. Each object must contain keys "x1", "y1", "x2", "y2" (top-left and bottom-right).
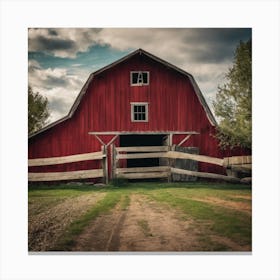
[
  {"x1": 28, "y1": 192, "x2": 105, "y2": 251},
  {"x1": 72, "y1": 194, "x2": 251, "y2": 252},
  {"x1": 74, "y1": 194, "x2": 202, "y2": 251},
  {"x1": 119, "y1": 195, "x2": 201, "y2": 251},
  {"x1": 73, "y1": 199, "x2": 127, "y2": 251}
]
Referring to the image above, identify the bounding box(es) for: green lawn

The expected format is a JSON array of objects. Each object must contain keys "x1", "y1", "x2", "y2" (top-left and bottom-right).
[{"x1": 28, "y1": 181, "x2": 252, "y2": 252}]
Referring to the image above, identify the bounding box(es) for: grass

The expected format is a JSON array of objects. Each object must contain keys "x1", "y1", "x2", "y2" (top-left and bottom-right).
[
  {"x1": 120, "y1": 194, "x2": 131, "y2": 210},
  {"x1": 28, "y1": 181, "x2": 251, "y2": 251},
  {"x1": 28, "y1": 185, "x2": 102, "y2": 215},
  {"x1": 149, "y1": 191, "x2": 251, "y2": 245},
  {"x1": 137, "y1": 219, "x2": 153, "y2": 237},
  {"x1": 51, "y1": 192, "x2": 122, "y2": 251}
]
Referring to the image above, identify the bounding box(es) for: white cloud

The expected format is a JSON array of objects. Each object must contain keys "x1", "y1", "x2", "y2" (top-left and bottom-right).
[
  {"x1": 28, "y1": 28, "x2": 250, "y2": 121},
  {"x1": 28, "y1": 61, "x2": 88, "y2": 122}
]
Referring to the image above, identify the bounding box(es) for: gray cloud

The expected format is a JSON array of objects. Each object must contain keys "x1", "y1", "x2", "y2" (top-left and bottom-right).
[
  {"x1": 48, "y1": 29, "x2": 58, "y2": 36},
  {"x1": 32, "y1": 35, "x2": 76, "y2": 52},
  {"x1": 48, "y1": 96, "x2": 72, "y2": 116},
  {"x1": 44, "y1": 75, "x2": 69, "y2": 88},
  {"x1": 28, "y1": 28, "x2": 103, "y2": 58},
  {"x1": 28, "y1": 28, "x2": 251, "y2": 122},
  {"x1": 28, "y1": 28, "x2": 251, "y2": 62},
  {"x1": 182, "y1": 29, "x2": 251, "y2": 63}
]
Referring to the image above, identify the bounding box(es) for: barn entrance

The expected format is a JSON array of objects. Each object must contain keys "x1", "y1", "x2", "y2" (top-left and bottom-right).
[{"x1": 119, "y1": 134, "x2": 166, "y2": 168}]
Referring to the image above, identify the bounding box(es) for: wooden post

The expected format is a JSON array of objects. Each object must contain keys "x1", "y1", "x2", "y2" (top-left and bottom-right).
[
  {"x1": 167, "y1": 145, "x2": 172, "y2": 183},
  {"x1": 169, "y1": 133, "x2": 173, "y2": 146},
  {"x1": 102, "y1": 145, "x2": 108, "y2": 184},
  {"x1": 112, "y1": 144, "x2": 117, "y2": 179},
  {"x1": 110, "y1": 144, "x2": 113, "y2": 180}
]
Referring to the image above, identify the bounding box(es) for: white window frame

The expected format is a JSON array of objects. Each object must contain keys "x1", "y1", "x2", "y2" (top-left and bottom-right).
[
  {"x1": 131, "y1": 102, "x2": 149, "y2": 122},
  {"x1": 130, "y1": 71, "x2": 149, "y2": 86}
]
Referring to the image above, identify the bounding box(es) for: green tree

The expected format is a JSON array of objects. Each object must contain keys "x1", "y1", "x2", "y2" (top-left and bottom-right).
[
  {"x1": 28, "y1": 86, "x2": 50, "y2": 134},
  {"x1": 213, "y1": 39, "x2": 252, "y2": 149}
]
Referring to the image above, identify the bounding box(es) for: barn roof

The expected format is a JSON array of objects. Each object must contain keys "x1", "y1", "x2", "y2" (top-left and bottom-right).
[{"x1": 29, "y1": 48, "x2": 217, "y2": 138}]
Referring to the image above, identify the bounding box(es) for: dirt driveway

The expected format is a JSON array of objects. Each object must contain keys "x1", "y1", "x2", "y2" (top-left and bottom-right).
[
  {"x1": 29, "y1": 184, "x2": 252, "y2": 252},
  {"x1": 73, "y1": 194, "x2": 250, "y2": 252}
]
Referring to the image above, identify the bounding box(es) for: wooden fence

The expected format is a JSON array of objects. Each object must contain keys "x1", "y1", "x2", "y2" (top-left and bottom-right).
[
  {"x1": 28, "y1": 146, "x2": 108, "y2": 183},
  {"x1": 112, "y1": 145, "x2": 170, "y2": 180},
  {"x1": 112, "y1": 145, "x2": 252, "y2": 183},
  {"x1": 28, "y1": 144, "x2": 252, "y2": 184}
]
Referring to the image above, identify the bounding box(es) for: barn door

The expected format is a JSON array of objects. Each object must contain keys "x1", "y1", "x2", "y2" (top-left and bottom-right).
[{"x1": 172, "y1": 146, "x2": 199, "y2": 181}]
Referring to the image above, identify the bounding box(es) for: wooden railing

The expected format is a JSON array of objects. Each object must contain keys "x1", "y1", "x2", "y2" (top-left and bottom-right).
[
  {"x1": 112, "y1": 145, "x2": 169, "y2": 180},
  {"x1": 28, "y1": 146, "x2": 108, "y2": 183},
  {"x1": 112, "y1": 145, "x2": 252, "y2": 183},
  {"x1": 28, "y1": 144, "x2": 252, "y2": 184}
]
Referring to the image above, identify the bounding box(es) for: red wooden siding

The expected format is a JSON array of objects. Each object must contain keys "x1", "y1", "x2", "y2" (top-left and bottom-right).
[{"x1": 29, "y1": 51, "x2": 248, "y2": 176}]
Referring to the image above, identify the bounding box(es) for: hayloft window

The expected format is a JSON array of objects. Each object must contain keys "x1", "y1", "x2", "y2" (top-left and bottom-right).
[
  {"x1": 130, "y1": 71, "x2": 149, "y2": 86},
  {"x1": 131, "y1": 103, "x2": 149, "y2": 122}
]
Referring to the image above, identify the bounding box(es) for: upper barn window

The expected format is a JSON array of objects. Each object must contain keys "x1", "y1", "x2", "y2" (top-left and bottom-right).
[
  {"x1": 130, "y1": 71, "x2": 149, "y2": 86},
  {"x1": 131, "y1": 103, "x2": 149, "y2": 122}
]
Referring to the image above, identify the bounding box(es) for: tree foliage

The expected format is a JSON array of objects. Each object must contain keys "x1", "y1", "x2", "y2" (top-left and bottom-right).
[
  {"x1": 28, "y1": 86, "x2": 50, "y2": 134},
  {"x1": 213, "y1": 39, "x2": 252, "y2": 149}
]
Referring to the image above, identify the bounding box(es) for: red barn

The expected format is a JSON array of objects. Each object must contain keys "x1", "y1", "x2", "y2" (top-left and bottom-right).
[{"x1": 28, "y1": 49, "x2": 239, "y2": 183}]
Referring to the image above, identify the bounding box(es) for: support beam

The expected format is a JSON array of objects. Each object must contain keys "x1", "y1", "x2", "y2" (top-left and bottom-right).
[
  {"x1": 116, "y1": 146, "x2": 168, "y2": 152},
  {"x1": 102, "y1": 145, "x2": 108, "y2": 184},
  {"x1": 89, "y1": 131, "x2": 199, "y2": 135},
  {"x1": 169, "y1": 133, "x2": 173, "y2": 146},
  {"x1": 117, "y1": 152, "x2": 166, "y2": 160},
  {"x1": 177, "y1": 135, "x2": 192, "y2": 146},
  {"x1": 94, "y1": 135, "x2": 106, "y2": 146},
  {"x1": 107, "y1": 135, "x2": 119, "y2": 147},
  {"x1": 112, "y1": 144, "x2": 117, "y2": 179}
]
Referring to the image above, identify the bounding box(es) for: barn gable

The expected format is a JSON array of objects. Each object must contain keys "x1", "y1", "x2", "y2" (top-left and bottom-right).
[{"x1": 29, "y1": 48, "x2": 216, "y2": 139}]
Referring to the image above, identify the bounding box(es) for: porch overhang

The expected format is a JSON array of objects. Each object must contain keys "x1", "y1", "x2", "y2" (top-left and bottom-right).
[
  {"x1": 88, "y1": 131, "x2": 199, "y2": 135},
  {"x1": 88, "y1": 131, "x2": 200, "y2": 146}
]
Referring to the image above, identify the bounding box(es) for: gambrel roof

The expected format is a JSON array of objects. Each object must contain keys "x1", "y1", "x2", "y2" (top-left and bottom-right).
[{"x1": 29, "y1": 48, "x2": 217, "y2": 138}]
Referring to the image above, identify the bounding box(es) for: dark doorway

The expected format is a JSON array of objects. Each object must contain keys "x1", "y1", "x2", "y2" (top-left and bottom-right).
[{"x1": 120, "y1": 134, "x2": 166, "y2": 168}]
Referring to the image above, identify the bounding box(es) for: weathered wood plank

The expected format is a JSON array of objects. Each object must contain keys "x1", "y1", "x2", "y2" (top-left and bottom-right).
[
  {"x1": 117, "y1": 151, "x2": 224, "y2": 165},
  {"x1": 112, "y1": 144, "x2": 118, "y2": 179},
  {"x1": 94, "y1": 135, "x2": 106, "y2": 146},
  {"x1": 172, "y1": 146, "x2": 198, "y2": 182},
  {"x1": 102, "y1": 145, "x2": 108, "y2": 184},
  {"x1": 231, "y1": 164, "x2": 252, "y2": 172},
  {"x1": 107, "y1": 135, "x2": 119, "y2": 146},
  {"x1": 240, "y1": 177, "x2": 252, "y2": 184},
  {"x1": 177, "y1": 135, "x2": 192, "y2": 146},
  {"x1": 171, "y1": 168, "x2": 240, "y2": 183},
  {"x1": 28, "y1": 151, "x2": 104, "y2": 167},
  {"x1": 116, "y1": 146, "x2": 169, "y2": 152},
  {"x1": 166, "y1": 151, "x2": 224, "y2": 166},
  {"x1": 28, "y1": 169, "x2": 103, "y2": 181},
  {"x1": 117, "y1": 172, "x2": 169, "y2": 179},
  {"x1": 224, "y1": 156, "x2": 252, "y2": 166},
  {"x1": 117, "y1": 152, "x2": 167, "y2": 160},
  {"x1": 116, "y1": 166, "x2": 170, "y2": 174},
  {"x1": 110, "y1": 144, "x2": 115, "y2": 179},
  {"x1": 89, "y1": 131, "x2": 199, "y2": 135}
]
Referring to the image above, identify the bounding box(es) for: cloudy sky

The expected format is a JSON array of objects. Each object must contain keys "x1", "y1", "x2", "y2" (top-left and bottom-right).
[{"x1": 28, "y1": 28, "x2": 251, "y2": 123}]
